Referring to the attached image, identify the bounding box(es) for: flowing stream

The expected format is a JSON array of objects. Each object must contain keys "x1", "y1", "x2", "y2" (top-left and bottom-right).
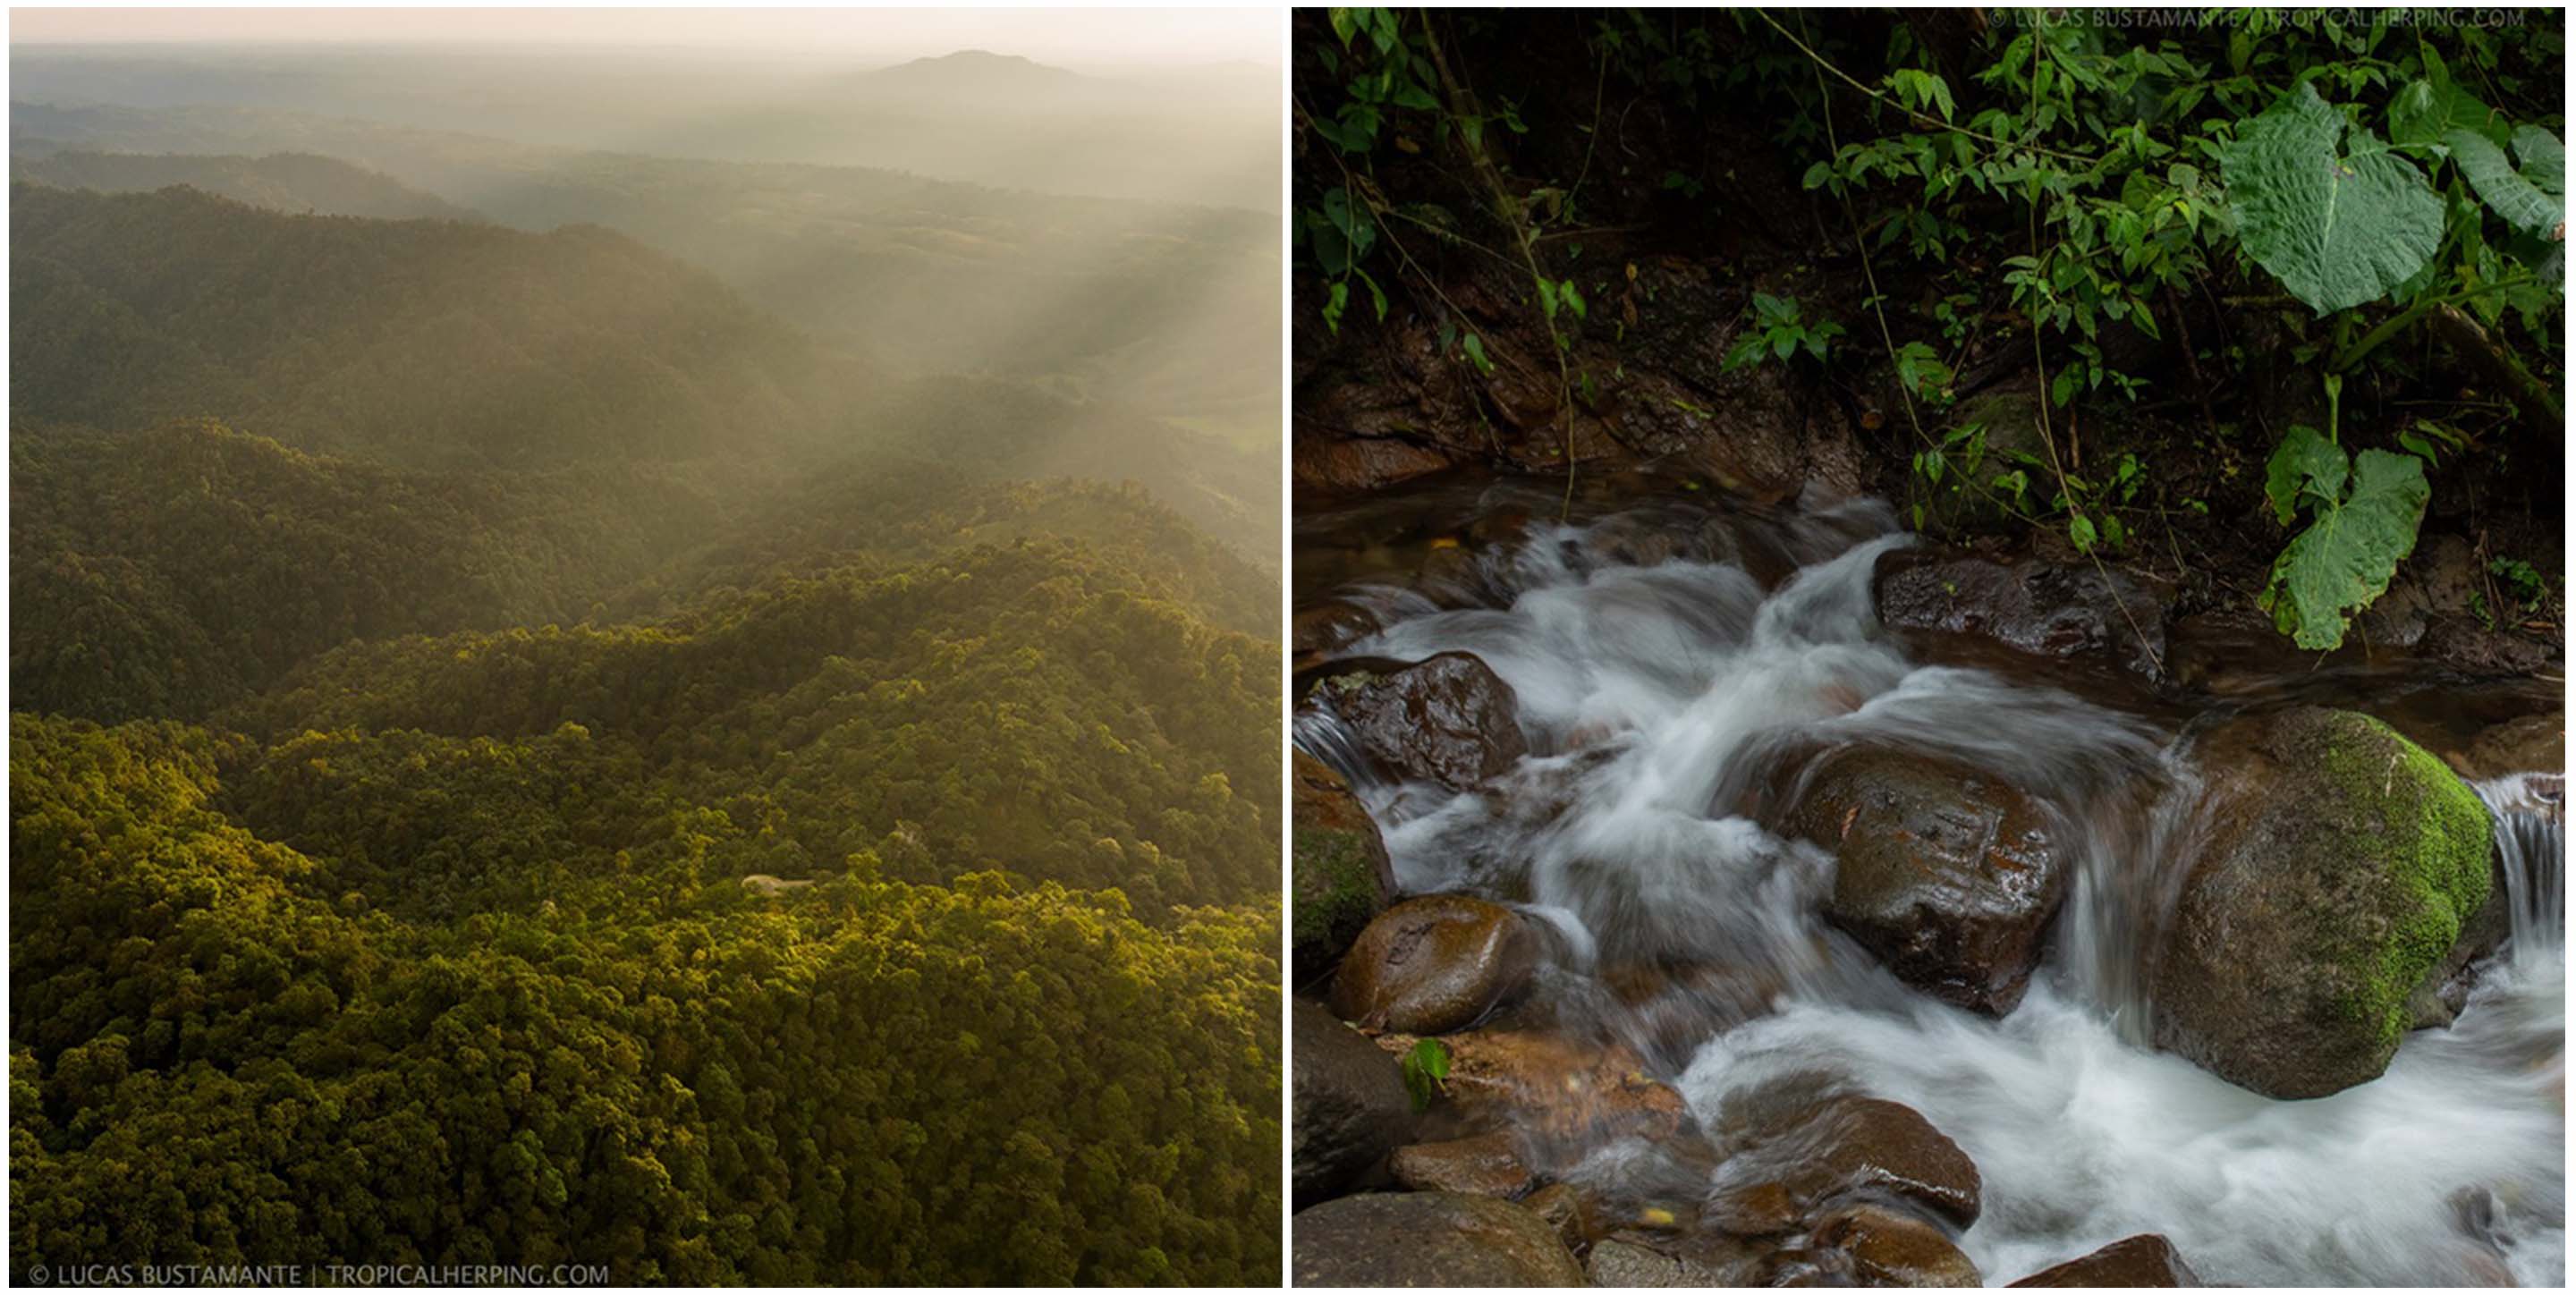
[{"x1": 1296, "y1": 473, "x2": 2563, "y2": 1287}]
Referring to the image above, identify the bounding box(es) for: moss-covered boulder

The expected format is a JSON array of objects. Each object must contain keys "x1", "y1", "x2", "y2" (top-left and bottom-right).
[
  {"x1": 2152, "y1": 707, "x2": 2495, "y2": 1098},
  {"x1": 1292, "y1": 752, "x2": 1395, "y2": 986}
]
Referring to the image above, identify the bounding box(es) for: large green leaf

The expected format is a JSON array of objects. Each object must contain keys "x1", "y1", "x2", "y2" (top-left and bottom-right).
[
  {"x1": 2227, "y1": 84, "x2": 2445, "y2": 314},
  {"x1": 2260, "y1": 446, "x2": 2429, "y2": 651},
  {"x1": 2446, "y1": 127, "x2": 2565, "y2": 236},
  {"x1": 2512, "y1": 125, "x2": 2563, "y2": 201},
  {"x1": 2262, "y1": 424, "x2": 2343, "y2": 525}
]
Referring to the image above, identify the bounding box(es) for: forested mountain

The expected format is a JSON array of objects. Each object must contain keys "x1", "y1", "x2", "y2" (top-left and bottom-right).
[
  {"x1": 8, "y1": 183, "x2": 1274, "y2": 549},
  {"x1": 10, "y1": 52, "x2": 1283, "y2": 1282},
  {"x1": 11, "y1": 183, "x2": 861, "y2": 470},
  {"x1": 12, "y1": 148, "x2": 476, "y2": 219},
  {"x1": 11, "y1": 421, "x2": 748, "y2": 721}
]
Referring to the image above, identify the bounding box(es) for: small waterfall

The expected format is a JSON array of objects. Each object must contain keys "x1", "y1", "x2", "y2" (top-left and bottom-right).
[
  {"x1": 2478, "y1": 773, "x2": 2565, "y2": 965},
  {"x1": 1290, "y1": 700, "x2": 1383, "y2": 798}
]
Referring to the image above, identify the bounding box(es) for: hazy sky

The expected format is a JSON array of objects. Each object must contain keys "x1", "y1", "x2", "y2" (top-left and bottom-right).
[{"x1": 8, "y1": 6, "x2": 1282, "y2": 68}]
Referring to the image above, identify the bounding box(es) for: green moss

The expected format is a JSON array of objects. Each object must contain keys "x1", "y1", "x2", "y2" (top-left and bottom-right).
[
  {"x1": 1326, "y1": 670, "x2": 1384, "y2": 696},
  {"x1": 1292, "y1": 826, "x2": 1384, "y2": 947},
  {"x1": 2309, "y1": 711, "x2": 2495, "y2": 1048}
]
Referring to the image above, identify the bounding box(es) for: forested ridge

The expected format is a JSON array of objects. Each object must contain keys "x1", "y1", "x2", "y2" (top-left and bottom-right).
[
  {"x1": 12, "y1": 149, "x2": 477, "y2": 221},
  {"x1": 12, "y1": 122, "x2": 1282, "y2": 1282}
]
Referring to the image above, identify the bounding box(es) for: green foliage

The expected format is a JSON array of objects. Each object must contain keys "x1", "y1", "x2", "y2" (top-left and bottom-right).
[
  {"x1": 2490, "y1": 555, "x2": 2551, "y2": 611},
  {"x1": 2258, "y1": 427, "x2": 2430, "y2": 650},
  {"x1": 12, "y1": 715, "x2": 1281, "y2": 1283},
  {"x1": 2446, "y1": 126, "x2": 2566, "y2": 236},
  {"x1": 1398, "y1": 1038, "x2": 1450, "y2": 1113},
  {"x1": 2227, "y1": 83, "x2": 2446, "y2": 314},
  {"x1": 1722, "y1": 292, "x2": 1845, "y2": 371}
]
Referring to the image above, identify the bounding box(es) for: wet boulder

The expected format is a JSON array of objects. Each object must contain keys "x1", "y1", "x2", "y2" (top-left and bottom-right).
[
  {"x1": 1709, "y1": 1086, "x2": 1984, "y2": 1232},
  {"x1": 1292, "y1": 1191, "x2": 1586, "y2": 1287},
  {"x1": 1874, "y1": 546, "x2": 2169, "y2": 681},
  {"x1": 1292, "y1": 752, "x2": 1396, "y2": 984},
  {"x1": 1292, "y1": 999, "x2": 1412, "y2": 1208},
  {"x1": 2153, "y1": 707, "x2": 2496, "y2": 1098},
  {"x1": 1811, "y1": 1203, "x2": 1982, "y2": 1287},
  {"x1": 1780, "y1": 746, "x2": 2067, "y2": 1015},
  {"x1": 1387, "y1": 1129, "x2": 1533, "y2": 1198},
  {"x1": 2009, "y1": 1233, "x2": 2202, "y2": 1286},
  {"x1": 1318, "y1": 652, "x2": 1528, "y2": 791},
  {"x1": 2453, "y1": 711, "x2": 2563, "y2": 781},
  {"x1": 1292, "y1": 600, "x2": 1384, "y2": 672},
  {"x1": 1329, "y1": 894, "x2": 1542, "y2": 1034},
  {"x1": 1373, "y1": 1026, "x2": 1690, "y2": 1145}
]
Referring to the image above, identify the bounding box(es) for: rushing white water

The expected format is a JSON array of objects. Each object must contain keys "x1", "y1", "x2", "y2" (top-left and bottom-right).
[{"x1": 1300, "y1": 488, "x2": 2565, "y2": 1287}]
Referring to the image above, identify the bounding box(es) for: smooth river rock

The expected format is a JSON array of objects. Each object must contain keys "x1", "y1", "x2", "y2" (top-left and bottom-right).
[
  {"x1": 1782, "y1": 745, "x2": 2066, "y2": 1015},
  {"x1": 1328, "y1": 893, "x2": 1541, "y2": 1034},
  {"x1": 2009, "y1": 1233, "x2": 2202, "y2": 1286},
  {"x1": 1292, "y1": 1191, "x2": 1586, "y2": 1287},
  {"x1": 2152, "y1": 707, "x2": 2496, "y2": 1098},
  {"x1": 1811, "y1": 1202, "x2": 1982, "y2": 1287},
  {"x1": 1291, "y1": 999, "x2": 1411, "y2": 1208},
  {"x1": 1710, "y1": 1087, "x2": 1984, "y2": 1232},
  {"x1": 1318, "y1": 651, "x2": 1527, "y2": 791},
  {"x1": 1387, "y1": 1129, "x2": 1533, "y2": 1198}
]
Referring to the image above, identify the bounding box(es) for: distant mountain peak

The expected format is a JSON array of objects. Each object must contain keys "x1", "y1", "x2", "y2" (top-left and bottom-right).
[{"x1": 870, "y1": 49, "x2": 1081, "y2": 84}]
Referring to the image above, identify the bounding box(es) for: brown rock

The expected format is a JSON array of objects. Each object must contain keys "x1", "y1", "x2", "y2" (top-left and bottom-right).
[
  {"x1": 1874, "y1": 546, "x2": 2169, "y2": 681},
  {"x1": 1712, "y1": 1087, "x2": 1983, "y2": 1231},
  {"x1": 2009, "y1": 1233, "x2": 2202, "y2": 1286},
  {"x1": 1706, "y1": 1179, "x2": 1802, "y2": 1236},
  {"x1": 1520, "y1": 1182, "x2": 1584, "y2": 1251},
  {"x1": 1292, "y1": 999, "x2": 1412, "y2": 1208},
  {"x1": 1319, "y1": 652, "x2": 1527, "y2": 791},
  {"x1": 1812, "y1": 1203, "x2": 1981, "y2": 1287},
  {"x1": 1780, "y1": 746, "x2": 2066, "y2": 1015},
  {"x1": 1293, "y1": 600, "x2": 1384, "y2": 671},
  {"x1": 1373, "y1": 1027, "x2": 1689, "y2": 1144},
  {"x1": 2458, "y1": 712, "x2": 2563, "y2": 780},
  {"x1": 1583, "y1": 1236, "x2": 1759, "y2": 1286},
  {"x1": 1292, "y1": 1191, "x2": 1585, "y2": 1287},
  {"x1": 1292, "y1": 752, "x2": 1397, "y2": 985},
  {"x1": 1329, "y1": 894, "x2": 1541, "y2": 1035},
  {"x1": 1292, "y1": 433, "x2": 1457, "y2": 498},
  {"x1": 1388, "y1": 1130, "x2": 1533, "y2": 1198}
]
